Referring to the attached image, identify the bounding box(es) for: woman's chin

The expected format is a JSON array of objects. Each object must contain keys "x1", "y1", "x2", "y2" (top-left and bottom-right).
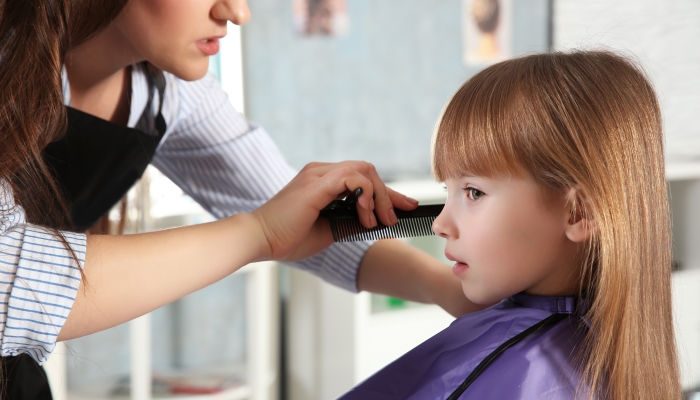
[{"x1": 162, "y1": 60, "x2": 210, "y2": 82}]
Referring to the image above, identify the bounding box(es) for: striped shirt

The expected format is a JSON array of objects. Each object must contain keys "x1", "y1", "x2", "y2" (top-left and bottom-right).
[
  {"x1": 0, "y1": 64, "x2": 371, "y2": 364},
  {"x1": 0, "y1": 181, "x2": 86, "y2": 363}
]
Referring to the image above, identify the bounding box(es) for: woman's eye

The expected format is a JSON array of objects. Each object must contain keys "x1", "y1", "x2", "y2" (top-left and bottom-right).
[{"x1": 464, "y1": 187, "x2": 485, "y2": 201}]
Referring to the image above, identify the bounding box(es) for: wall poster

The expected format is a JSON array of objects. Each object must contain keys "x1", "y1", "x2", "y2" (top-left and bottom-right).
[
  {"x1": 463, "y1": 0, "x2": 513, "y2": 66},
  {"x1": 292, "y1": 0, "x2": 349, "y2": 37}
]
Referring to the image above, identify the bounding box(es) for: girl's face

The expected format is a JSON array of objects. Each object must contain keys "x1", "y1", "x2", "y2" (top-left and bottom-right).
[
  {"x1": 112, "y1": 0, "x2": 250, "y2": 81},
  {"x1": 432, "y1": 174, "x2": 584, "y2": 305}
]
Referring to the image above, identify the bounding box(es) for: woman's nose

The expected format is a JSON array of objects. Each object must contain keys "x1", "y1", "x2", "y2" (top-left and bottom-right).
[
  {"x1": 432, "y1": 208, "x2": 455, "y2": 239},
  {"x1": 212, "y1": 0, "x2": 251, "y2": 26}
]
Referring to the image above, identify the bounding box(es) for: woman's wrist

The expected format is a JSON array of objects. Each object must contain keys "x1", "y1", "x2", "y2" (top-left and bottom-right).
[{"x1": 221, "y1": 212, "x2": 273, "y2": 265}]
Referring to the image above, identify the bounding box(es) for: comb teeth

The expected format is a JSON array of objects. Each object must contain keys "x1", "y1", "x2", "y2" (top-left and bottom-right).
[{"x1": 325, "y1": 204, "x2": 444, "y2": 242}]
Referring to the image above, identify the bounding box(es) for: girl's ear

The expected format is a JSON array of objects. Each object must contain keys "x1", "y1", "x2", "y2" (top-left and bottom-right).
[{"x1": 564, "y1": 187, "x2": 595, "y2": 243}]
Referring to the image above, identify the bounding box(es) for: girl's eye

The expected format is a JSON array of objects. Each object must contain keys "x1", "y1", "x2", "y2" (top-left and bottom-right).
[{"x1": 464, "y1": 187, "x2": 485, "y2": 201}]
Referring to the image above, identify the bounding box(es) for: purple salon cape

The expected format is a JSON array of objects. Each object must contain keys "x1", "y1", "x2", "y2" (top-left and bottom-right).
[{"x1": 339, "y1": 293, "x2": 589, "y2": 400}]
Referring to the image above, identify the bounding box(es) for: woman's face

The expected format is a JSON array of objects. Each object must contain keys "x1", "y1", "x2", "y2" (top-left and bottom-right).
[
  {"x1": 432, "y1": 174, "x2": 583, "y2": 305},
  {"x1": 113, "y1": 0, "x2": 250, "y2": 81}
]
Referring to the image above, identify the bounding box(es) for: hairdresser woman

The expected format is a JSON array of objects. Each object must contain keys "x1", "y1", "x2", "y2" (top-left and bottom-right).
[{"x1": 0, "y1": 0, "x2": 480, "y2": 398}]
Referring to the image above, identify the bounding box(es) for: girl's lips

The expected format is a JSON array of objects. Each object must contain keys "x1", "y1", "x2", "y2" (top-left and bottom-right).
[
  {"x1": 196, "y1": 38, "x2": 220, "y2": 56},
  {"x1": 452, "y1": 262, "x2": 469, "y2": 277}
]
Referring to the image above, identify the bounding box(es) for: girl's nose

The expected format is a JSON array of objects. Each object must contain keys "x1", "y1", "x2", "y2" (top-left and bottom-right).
[
  {"x1": 212, "y1": 0, "x2": 251, "y2": 26},
  {"x1": 432, "y1": 208, "x2": 455, "y2": 239}
]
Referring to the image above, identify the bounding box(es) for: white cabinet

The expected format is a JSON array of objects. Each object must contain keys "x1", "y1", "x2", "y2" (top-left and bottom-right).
[{"x1": 669, "y1": 162, "x2": 700, "y2": 391}]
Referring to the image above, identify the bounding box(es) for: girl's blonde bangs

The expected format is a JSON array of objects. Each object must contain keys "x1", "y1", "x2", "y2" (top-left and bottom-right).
[{"x1": 432, "y1": 64, "x2": 532, "y2": 183}]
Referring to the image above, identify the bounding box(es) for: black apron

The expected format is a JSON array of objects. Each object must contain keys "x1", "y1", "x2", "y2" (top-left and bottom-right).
[
  {"x1": 0, "y1": 65, "x2": 166, "y2": 399},
  {"x1": 44, "y1": 66, "x2": 167, "y2": 231}
]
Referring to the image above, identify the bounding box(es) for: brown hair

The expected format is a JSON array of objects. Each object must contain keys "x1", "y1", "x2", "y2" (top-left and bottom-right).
[
  {"x1": 432, "y1": 51, "x2": 680, "y2": 399},
  {"x1": 1, "y1": 1, "x2": 128, "y2": 391},
  {"x1": 0, "y1": 0, "x2": 128, "y2": 229}
]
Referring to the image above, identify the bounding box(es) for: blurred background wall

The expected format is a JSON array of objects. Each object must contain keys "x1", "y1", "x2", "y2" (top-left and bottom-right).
[
  {"x1": 555, "y1": 0, "x2": 700, "y2": 163},
  {"x1": 243, "y1": 0, "x2": 550, "y2": 180}
]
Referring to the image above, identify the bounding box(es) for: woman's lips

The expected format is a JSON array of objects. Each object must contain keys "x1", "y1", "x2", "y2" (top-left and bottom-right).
[
  {"x1": 196, "y1": 38, "x2": 220, "y2": 56},
  {"x1": 452, "y1": 262, "x2": 469, "y2": 277}
]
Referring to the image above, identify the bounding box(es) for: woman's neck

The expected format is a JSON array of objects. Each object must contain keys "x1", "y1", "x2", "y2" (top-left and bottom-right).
[{"x1": 64, "y1": 24, "x2": 144, "y2": 124}]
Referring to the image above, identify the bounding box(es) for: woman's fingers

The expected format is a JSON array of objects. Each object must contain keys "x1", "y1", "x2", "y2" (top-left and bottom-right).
[
  {"x1": 320, "y1": 166, "x2": 376, "y2": 228},
  {"x1": 310, "y1": 161, "x2": 416, "y2": 227},
  {"x1": 357, "y1": 162, "x2": 395, "y2": 227},
  {"x1": 386, "y1": 187, "x2": 420, "y2": 211},
  {"x1": 251, "y1": 162, "x2": 374, "y2": 260},
  {"x1": 252, "y1": 160, "x2": 422, "y2": 261}
]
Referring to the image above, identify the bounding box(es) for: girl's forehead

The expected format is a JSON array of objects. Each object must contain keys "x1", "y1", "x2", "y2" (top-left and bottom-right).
[{"x1": 443, "y1": 168, "x2": 530, "y2": 183}]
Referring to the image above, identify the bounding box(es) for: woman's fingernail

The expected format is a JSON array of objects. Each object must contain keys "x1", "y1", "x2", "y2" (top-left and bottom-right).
[
  {"x1": 389, "y1": 208, "x2": 398, "y2": 225},
  {"x1": 370, "y1": 213, "x2": 377, "y2": 227},
  {"x1": 406, "y1": 196, "x2": 419, "y2": 205}
]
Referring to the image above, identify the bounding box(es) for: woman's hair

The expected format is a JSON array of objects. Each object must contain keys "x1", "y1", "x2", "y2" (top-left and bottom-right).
[
  {"x1": 0, "y1": 0, "x2": 128, "y2": 229},
  {"x1": 432, "y1": 51, "x2": 680, "y2": 399}
]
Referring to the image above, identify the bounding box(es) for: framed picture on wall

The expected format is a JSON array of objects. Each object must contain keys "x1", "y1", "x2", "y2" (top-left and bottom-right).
[
  {"x1": 463, "y1": 0, "x2": 513, "y2": 66},
  {"x1": 292, "y1": 0, "x2": 349, "y2": 37}
]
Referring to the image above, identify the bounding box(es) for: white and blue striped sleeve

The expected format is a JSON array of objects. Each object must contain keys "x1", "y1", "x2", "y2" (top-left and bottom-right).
[
  {"x1": 0, "y1": 183, "x2": 85, "y2": 364},
  {"x1": 151, "y1": 73, "x2": 371, "y2": 292}
]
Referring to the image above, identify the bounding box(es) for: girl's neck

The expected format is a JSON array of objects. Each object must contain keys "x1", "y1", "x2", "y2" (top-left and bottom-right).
[{"x1": 64, "y1": 25, "x2": 144, "y2": 124}]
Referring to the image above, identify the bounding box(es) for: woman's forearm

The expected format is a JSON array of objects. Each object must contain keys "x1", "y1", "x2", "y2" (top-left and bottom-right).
[
  {"x1": 356, "y1": 239, "x2": 489, "y2": 317},
  {"x1": 58, "y1": 213, "x2": 267, "y2": 341}
]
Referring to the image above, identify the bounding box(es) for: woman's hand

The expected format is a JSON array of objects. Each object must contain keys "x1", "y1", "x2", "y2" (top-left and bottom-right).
[{"x1": 251, "y1": 161, "x2": 418, "y2": 262}]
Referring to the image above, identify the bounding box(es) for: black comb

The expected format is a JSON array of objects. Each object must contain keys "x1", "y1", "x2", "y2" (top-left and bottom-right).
[{"x1": 320, "y1": 189, "x2": 444, "y2": 242}]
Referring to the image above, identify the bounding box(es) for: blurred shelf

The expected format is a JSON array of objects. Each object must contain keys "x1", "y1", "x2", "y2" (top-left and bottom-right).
[
  {"x1": 67, "y1": 383, "x2": 250, "y2": 400},
  {"x1": 47, "y1": 260, "x2": 279, "y2": 400},
  {"x1": 667, "y1": 160, "x2": 700, "y2": 181},
  {"x1": 387, "y1": 179, "x2": 446, "y2": 203}
]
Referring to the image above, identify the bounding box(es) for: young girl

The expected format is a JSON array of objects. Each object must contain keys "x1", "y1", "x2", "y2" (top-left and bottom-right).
[{"x1": 339, "y1": 51, "x2": 681, "y2": 399}]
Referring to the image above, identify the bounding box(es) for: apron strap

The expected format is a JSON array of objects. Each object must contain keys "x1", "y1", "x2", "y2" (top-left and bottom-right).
[
  {"x1": 136, "y1": 61, "x2": 167, "y2": 139},
  {"x1": 446, "y1": 312, "x2": 568, "y2": 400}
]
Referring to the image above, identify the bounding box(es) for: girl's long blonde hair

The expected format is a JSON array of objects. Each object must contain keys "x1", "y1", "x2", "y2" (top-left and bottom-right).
[{"x1": 432, "y1": 51, "x2": 680, "y2": 399}]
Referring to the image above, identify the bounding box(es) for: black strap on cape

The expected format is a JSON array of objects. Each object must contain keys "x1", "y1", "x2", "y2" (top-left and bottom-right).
[{"x1": 446, "y1": 312, "x2": 568, "y2": 400}]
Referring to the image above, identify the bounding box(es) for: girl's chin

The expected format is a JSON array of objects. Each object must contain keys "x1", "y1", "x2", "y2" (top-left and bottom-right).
[{"x1": 461, "y1": 285, "x2": 505, "y2": 307}]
